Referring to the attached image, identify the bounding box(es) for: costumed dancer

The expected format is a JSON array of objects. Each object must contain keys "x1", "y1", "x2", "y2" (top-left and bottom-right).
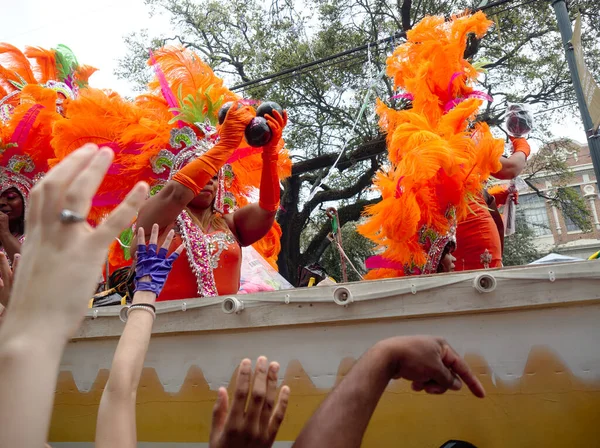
[
  {"x1": 51, "y1": 46, "x2": 291, "y2": 301},
  {"x1": 359, "y1": 12, "x2": 505, "y2": 278},
  {"x1": 0, "y1": 43, "x2": 95, "y2": 262},
  {"x1": 454, "y1": 105, "x2": 533, "y2": 270}
]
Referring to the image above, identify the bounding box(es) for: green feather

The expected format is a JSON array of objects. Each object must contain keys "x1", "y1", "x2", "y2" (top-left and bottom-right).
[{"x1": 54, "y1": 44, "x2": 79, "y2": 82}]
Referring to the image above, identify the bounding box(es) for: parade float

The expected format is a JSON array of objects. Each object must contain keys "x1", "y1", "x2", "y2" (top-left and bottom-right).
[{"x1": 51, "y1": 260, "x2": 600, "y2": 447}]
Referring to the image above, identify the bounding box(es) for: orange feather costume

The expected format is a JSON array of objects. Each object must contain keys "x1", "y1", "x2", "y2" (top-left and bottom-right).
[
  {"x1": 49, "y1": 46, "x2": 291, "y2": 298},
  {"x1": 0, "y1": 43, "x2": 95, "y2": 203},
  {"x1": 359, "y1": 12, "x2": 504, "y2": 278}
]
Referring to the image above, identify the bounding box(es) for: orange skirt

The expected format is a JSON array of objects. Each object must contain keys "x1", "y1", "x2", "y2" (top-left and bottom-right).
[{"x1": 453, "y1": 199, "x2": 502, "y2": 271}]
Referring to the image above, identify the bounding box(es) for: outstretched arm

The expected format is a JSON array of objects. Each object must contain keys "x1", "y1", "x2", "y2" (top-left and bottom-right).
[
  {"x1": 96, "y1": 225, "x2": 182, "y2": 448},
  {"x1": 0, "y1": 145, "x2": 148, "y2": 448},
  {"x1": 492, "y1": 137, "x2": 530, "y2": 180},
  {"x1": 231, "y1": 111, "x2": 287, "y2": 246},
  {"x1": 136, "y1": 104, "x2": 255, "y2": 235},
  {"x1": 293, "y1": 336, "x2": 485, "y2": 448}
]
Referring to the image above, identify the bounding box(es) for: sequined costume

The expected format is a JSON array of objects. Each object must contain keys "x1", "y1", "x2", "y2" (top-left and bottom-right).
[
  {"x1": 50, "y1": 46, "x2": 291, "y2": 300},
  {"x1": 359, "y1": 12, "x2": 504, "y2": 278}
]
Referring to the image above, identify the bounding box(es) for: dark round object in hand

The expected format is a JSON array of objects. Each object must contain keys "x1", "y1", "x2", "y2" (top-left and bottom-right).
[
  {"x1": 256, "y1": 101, "x2": 283, "y2": 119},
  {"x1": 218, "y1": 101, "x2": 235, "y2": 125},
  {"x1": 245, "y1": 117, "x2": 272, "y2": 147}
]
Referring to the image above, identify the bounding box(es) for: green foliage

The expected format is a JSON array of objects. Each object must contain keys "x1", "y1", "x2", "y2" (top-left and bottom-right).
[
  {"x1": 320, "y1": 223, "x2": 376, "y2": 282},
  {"x1": 522, "y1": 140, "x2": 593, "y2": 232},
  {"x1": 503, "y1": 211, "x2": 544, "y2": 267},
  {"x1": 555, "y1": 186, "x2": 592, "y2": 232}
]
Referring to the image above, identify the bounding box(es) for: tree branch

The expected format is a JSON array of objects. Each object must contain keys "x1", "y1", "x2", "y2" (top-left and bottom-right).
[{"x1": 291, "y1": 135, "x2": 386, "y2": 176}]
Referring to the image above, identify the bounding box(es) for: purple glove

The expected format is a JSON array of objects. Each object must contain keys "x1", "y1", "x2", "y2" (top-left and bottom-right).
[{"x1": 134, "y1": 242, "x2": 181, "y2": 296}]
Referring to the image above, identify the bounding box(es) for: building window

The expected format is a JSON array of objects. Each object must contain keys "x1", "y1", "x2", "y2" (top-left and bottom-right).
[
  {"x1": 564, "y1": 186, "x2": 583, "y2": 232},
  {"x1": 519, "y1": 193, "x2": 552, "y2": 236}
]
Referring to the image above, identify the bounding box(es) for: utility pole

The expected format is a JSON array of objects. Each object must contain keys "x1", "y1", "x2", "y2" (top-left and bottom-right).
[{"x1": 551, "y1": 0, "x2": 600, "y2": 191}]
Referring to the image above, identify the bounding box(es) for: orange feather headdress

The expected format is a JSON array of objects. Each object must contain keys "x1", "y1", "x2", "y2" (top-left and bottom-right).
[
  {"x1": 49, "y1": 46, "x2": 290, "y2": 270},
  {"x1": 0, "y1": 43, "x2": 96, "y2": 201},
  {"x1": 359, "y1": 12, "x2": 504, "y2": 278}
]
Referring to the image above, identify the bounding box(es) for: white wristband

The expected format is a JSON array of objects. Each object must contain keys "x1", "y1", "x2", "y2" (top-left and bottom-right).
[{"x1": 119, "y1": 304, "x2": 156, "y2": 322}]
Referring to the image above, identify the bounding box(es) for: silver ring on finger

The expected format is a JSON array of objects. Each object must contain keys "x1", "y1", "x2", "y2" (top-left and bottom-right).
[{"x1": 59, "y1": 209, "x2": 86, "y2": 224}]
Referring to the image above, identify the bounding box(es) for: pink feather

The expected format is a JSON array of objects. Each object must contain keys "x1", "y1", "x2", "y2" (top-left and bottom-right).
[
  {"x1": 365, "y1": 255, "x2": 403, "y2": 270},
  {"x1": 10, "y1": 104, "x2": 44, "y2": 148},
  {"x1": 149, "y1": 49, "x2": 179, "y2": 112}
]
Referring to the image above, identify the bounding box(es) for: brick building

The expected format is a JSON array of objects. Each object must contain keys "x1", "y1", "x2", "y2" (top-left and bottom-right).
[{"x1": 518, "y1": 140, "x2": 600, "y2": 259}]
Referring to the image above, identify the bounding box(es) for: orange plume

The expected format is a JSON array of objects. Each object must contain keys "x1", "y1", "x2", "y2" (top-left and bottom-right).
[
  {"x1": 24, "y1": 47, "x2": 57, "y2": 83},
  {"x1": 359, "y1": 11, "x2": 503, "y2": 276}
]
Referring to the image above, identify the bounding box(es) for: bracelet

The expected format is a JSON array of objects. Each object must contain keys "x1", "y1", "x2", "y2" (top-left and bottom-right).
[{"x1": 119, "y1": 303, "x2": 156, "y2": 323}]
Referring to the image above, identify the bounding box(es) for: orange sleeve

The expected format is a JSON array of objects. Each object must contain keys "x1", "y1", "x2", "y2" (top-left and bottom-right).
[{"x1": 509, "y1": 136, "x2": 531, "y2": 159}]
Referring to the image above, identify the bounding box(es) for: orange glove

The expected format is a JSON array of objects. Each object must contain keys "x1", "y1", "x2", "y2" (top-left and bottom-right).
[
  {"x1": 173, "y1": 103, "x2": 255, "y2": 195},
  {"x1": 259, "y1": 110, "x2": 287, "y2": 212},
  {"x1": 487, "y1": 184, "x2": 518, "y2": 206},
  {"x1": 509, "y1": 136, "x2": 531, "y2": 159}
]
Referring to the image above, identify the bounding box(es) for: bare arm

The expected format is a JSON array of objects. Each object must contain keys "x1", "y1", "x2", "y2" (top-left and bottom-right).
[
  {"x1": 492, "y1": 152, "x2": 527, "y2": 180},
  {"x1": 292, "y1": 342, "x2": 392, "y2": 448},
  {"x1": 135, "y1": 181, "x2": 194, "y2": 235},
  {"x1": 293, "y1": 336, "x2": 485, "y2": 448},
  {"x1": 230, "y1": 204, "x2": 276, "y2": 247},
  {"x1": 96, "y1": 225, "x2": 182, "y2": 448},
  {"x1": 95, "y1": 290, "x2": 156, "y2": 448},
  {"x1": 0, "y1": 145, "x2": 148, "y2": 448}
]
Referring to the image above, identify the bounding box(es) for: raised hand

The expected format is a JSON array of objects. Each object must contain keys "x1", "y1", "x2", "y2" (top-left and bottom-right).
[
  {"x1": 218, "y1": 102, "x2": 256, "y2": 149},
  {"x1": 134, "y1": 223, "x2": 183, "y2": 298},
  {"x1": 7, "y1": 144, "x2": 148, "y2": 337},
  {"x1": 0, "y1": 144, "x2": 148, "y2": 448},
  {"x1": 210, "y1": 357, "x2": 290, "y2": 448},
  {"x1": 263, "y1": 110, "x2": 288, "y2": 156},
  {"x1": 381, "y1": 336, "x2": 485, "y2": 397}
]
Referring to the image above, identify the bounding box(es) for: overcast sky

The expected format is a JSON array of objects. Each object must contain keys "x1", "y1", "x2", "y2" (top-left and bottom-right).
[{"x1": 0, "y1": 0, "x2": 589, "y2": 145}]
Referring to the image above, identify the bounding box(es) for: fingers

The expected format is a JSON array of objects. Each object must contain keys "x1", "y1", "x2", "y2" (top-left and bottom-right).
[
  {"x1": 0, "y1": 253, "x2": 11, "y2": 284},
  {"x1": 268, "y1": 385, "x2": 290, "y2": 443},
  {"x1": 149, "y1": 224, "x2": 160, "y2": 247},
  {"x1": 227, "y1": 358, "x2": 252, "y2": 424},
  {"x1": 159, "y1": 228, "x2": 175, "y2": 258},
  {"x1": 136, "y1": 227, "x2": 147, "y2": 254},
  {"x1": 95, "y1": 182, "x2": 149, "y2": 247},
  {"x1": 12, "y1": 254, "x2": 20, "y2": 276},
  {"x1": 62, "y1": 147, "x2": 114, "y2": 218},
  {"x1": 38, "y1": 144, "x2": 98, "y2": 224},
  {"x1": 167, "y1": 243, "x2": 185, "y2": 262},
  {"x1": 259, "y1": 362, "x2": 280, "y2": 433},
  {"x1": 441, "y1": 344, "x2": 485, "y2": 398},
  {"x1": 246, "y1": 356, "x2": 269, "y2": 429},
  {"x1": 211, "y1": 387, "x2": 229, "y2": 434}
]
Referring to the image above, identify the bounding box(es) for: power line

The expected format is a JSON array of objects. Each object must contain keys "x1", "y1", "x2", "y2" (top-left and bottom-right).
[{"x1": 231, "y1": 0, "x2": 521, "y2": 92}]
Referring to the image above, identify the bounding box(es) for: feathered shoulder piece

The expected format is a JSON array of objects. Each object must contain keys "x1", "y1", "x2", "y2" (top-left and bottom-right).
[
  {"x1": 1, "y1": 43, "x2": 97, "y2": 115},
  {"x1": 359, "y1": 12, "x2": 504, "y2": 278},
  {"x1": 0, "y1": 42, "x2": 96, "y2": 199}
]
